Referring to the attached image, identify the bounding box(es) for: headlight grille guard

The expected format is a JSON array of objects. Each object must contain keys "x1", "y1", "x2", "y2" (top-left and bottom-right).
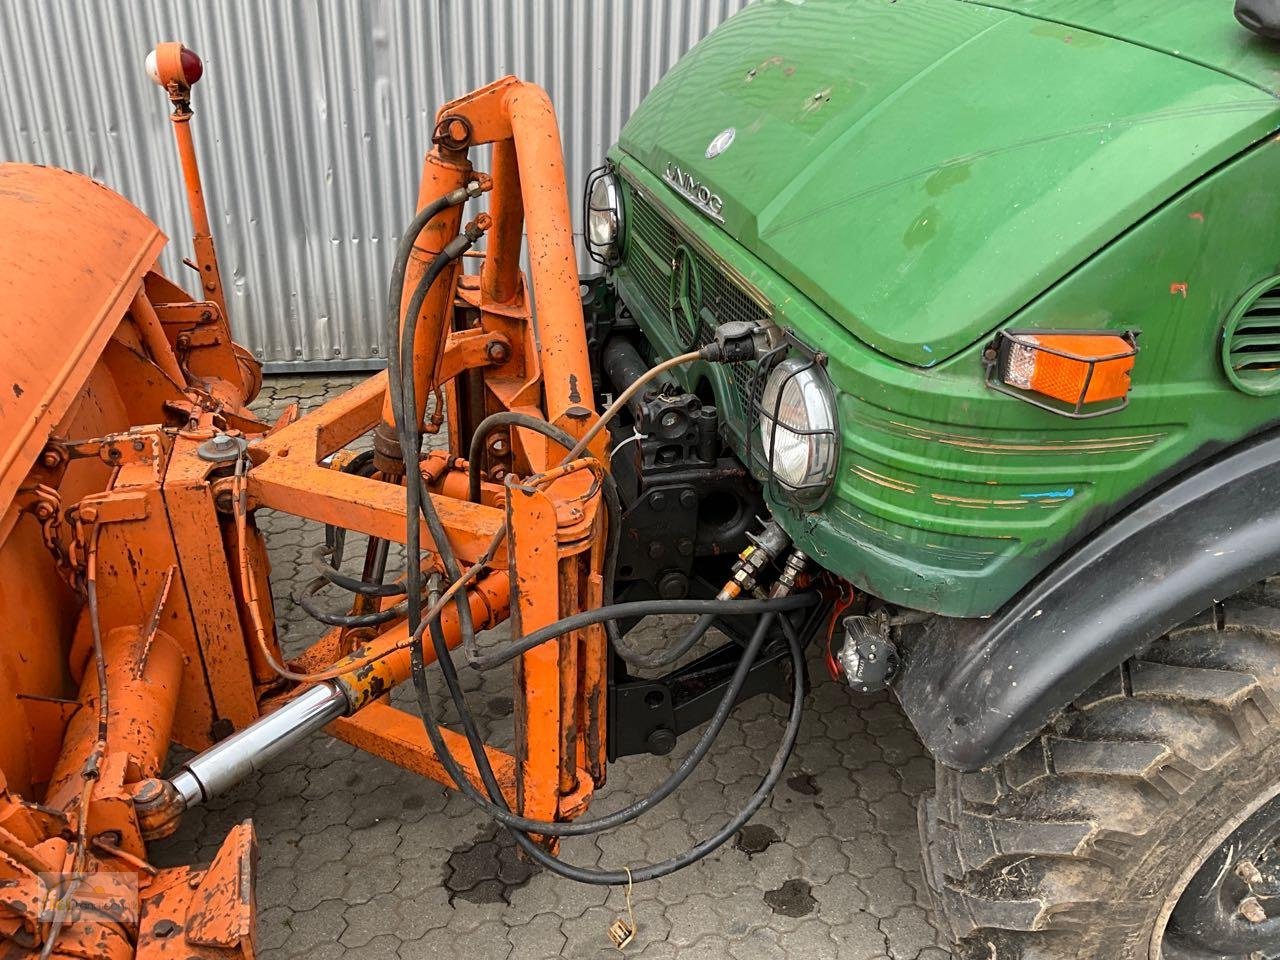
[
  {"x1": 746, "y1": 334, "x2": 839, "y2": 509},
  {"x1": 583, "y1": 162, "x2": 622, "y2": 267}
]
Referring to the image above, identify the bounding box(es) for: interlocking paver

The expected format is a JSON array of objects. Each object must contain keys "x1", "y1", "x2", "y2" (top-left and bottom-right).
[{"x1": 149, "y1": 374, "x2": 952, "y2": 958}]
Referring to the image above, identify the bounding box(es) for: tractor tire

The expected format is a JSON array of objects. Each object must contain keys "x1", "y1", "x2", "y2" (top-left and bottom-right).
[{"x1": 918, "y1": 597, "x2": 1280, "y2": 960}]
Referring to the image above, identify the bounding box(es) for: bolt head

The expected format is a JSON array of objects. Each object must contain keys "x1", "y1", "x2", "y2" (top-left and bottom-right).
[
  {"x1": 1239, "y1": 895, "x2": 1268, "y2": 924},
  {"x1": 646, "y1": 727, "x2": 677, "y2": 756}
]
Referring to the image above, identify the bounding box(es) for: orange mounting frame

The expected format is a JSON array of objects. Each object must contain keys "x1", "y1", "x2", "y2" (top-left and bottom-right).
[
  {"x1": 0, "y1": 52, "x2": 611, "y2": 960},
  {"x1": 222, "y1": 71, "x2": 613, "y2": 828}
]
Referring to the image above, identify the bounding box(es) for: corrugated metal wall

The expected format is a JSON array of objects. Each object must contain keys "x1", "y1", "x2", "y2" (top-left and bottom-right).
[{"x1": 0, "y1": 0, "x2": 750, "y2": 370}]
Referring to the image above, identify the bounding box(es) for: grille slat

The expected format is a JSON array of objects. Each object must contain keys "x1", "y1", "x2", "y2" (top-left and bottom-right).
[
  {"x1": 1225, "y1": 280, "x2": 1280, "y2": 394},
  {"x1": 621, "y1": 180, "x2": 769, "y2": 417}
]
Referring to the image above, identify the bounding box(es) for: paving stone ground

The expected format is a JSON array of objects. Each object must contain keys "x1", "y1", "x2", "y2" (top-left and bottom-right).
[{"x1": 153, "y1": 374, "x2": 953, "y2": 960}]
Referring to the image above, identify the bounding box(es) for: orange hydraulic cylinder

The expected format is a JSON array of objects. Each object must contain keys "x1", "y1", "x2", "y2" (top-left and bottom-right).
[
  {"x1": 45, "y1": 625, "x2": 184, "y2": 811},
  {"x1": 337, "y1": 570, "x2": 510, "y2": 712}
]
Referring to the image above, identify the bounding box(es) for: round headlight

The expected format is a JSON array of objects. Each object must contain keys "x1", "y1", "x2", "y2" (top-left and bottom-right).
[
  {"x1": 757, "y1": 356, "x2": 838, "y2": 503},
  {"x1": 585, "y1": 169, "x2": 623, "y2": 264}
]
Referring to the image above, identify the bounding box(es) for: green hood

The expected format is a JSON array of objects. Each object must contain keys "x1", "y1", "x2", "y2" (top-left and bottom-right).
[{"x1": 617, "y1": 0, "x2": 1280, "y2": 366}]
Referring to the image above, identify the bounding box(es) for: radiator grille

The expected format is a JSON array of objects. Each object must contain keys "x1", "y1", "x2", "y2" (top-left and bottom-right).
[{"x1": 620, "y1": 179, "x2": 769, "y2": 417}]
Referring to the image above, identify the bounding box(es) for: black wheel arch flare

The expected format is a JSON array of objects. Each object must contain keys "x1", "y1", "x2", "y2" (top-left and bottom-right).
[{"x1": 898, "y1": 425, "x2": 1280, "y2": 771}]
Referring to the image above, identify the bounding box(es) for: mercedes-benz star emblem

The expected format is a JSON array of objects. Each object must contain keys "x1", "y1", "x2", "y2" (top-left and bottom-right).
[{"x1": 705, "y1": 127, "x2": 735, "y2": 160}]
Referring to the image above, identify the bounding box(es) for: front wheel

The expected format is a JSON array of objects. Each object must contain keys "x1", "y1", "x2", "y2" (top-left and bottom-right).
[{"x1": 918, "y1": 598, "x2": 1280, "y2": 959}]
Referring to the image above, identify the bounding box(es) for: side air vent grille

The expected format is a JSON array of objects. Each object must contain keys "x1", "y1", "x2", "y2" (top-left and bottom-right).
[{"x1": 1223, "y1": 276, "x2": 1280, "y2": 396}]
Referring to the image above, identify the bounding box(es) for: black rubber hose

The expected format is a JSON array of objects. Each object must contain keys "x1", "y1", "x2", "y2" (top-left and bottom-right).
[
  {"x1": 304, "y1": 188, "x2": 473, "y2": 626},
  {"x1": 469, "y1": 593, "x2": 817, "y2": 671},
  {"x1": 401, "y1": 317, "x2": 809, "y2": 875},
  {"x1": 389, "y1": 232, "x2": 484, "y2": 694},
  {"x1": 397, "y1": 237, "x2": 487, "y2": 665},
  {"x1": 387, "y1": 189, "x2": 809, "y2": 884},
  {"x1": 406, "y1": 600, "x2": 784, "y2": 839},
  {"x1": 295, "y1": 579, "x2": 408, "y2": 628},
  {"x1": 386, "y1": 208, "x2": 811, "y2": 846},
  {"x1": 459, "y1": 409, "x2": 715, "y2": 673},
  {"x1": 466, "y1": 411, "x2": 577, "y2": 503},
  {"x1": 309, "y1": 545, "x2": 405, "y2": 597},
  {"x1": 385, "y1": 184, "x2": 481, "y2": 432},
  {"x1": 418, "y1": 603, "x2": 806, "y2": 882}
]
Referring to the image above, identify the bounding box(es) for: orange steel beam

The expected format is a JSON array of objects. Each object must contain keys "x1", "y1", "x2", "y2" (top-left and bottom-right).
[
  {"x1": 247, "y1": 372, "x2": 506, "y2": 559},
  {"x1": 330, "y1": 701, "x2": 593, "y2": 814},
  {"x1": 508, "y1": 483, "x2": 563, "y2": 842},
  {"x1": 502, "y1": 82, "x2": 594, "y2": 429},
  {"x1": 480, "y1": 139, "x2": 524, "y2": 306},
  {"x1": 164, "y1": 437, "x2": 263, "y2": 730}
]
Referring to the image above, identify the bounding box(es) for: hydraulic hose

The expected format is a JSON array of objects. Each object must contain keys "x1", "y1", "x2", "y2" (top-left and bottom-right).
[
  {"x1": 469, "y1": 594, "x2": 817, "y2": 671},
  {"x1": 295, "y1": 581, "x2": 408, "y2": 628},
  {"x1": 388, "y1": 219, "x2": 486, "y2": 714},
  {"x1": 385, "y1": 181, "x2": 484, "y2": 432},
  {"x1": 310, "y1": 545, "x2": 405, "y2": 597},
  {"x1": 408, "y1": 599, "x2": 790, "y2": 839},
  {"x1": 467, "y1": 411, "x2": 579, "y2": 504},
  {"x1": 386, "y1": 187, "x2": 811, "y2": 885},
  {"x1": 417, "y1": 602, "x2": 806, "y2": 882}
]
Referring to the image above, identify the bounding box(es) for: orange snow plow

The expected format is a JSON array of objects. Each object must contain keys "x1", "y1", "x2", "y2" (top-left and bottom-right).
[
  {"x1": 0, "y1": 39, "x2": 817, "y2": 960},
  {"x1": 0, "y1": 42, "x2": 617, "y2": 959}
]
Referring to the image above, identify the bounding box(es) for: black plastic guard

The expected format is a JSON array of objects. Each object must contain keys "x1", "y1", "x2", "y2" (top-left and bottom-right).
[{"x1": 897, "y1": 429, "x2": 1280, "y2": 772}]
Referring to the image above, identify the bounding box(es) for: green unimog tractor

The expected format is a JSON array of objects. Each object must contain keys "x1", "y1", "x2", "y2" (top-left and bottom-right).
[{"x1": 580, "y1": 1, "x2": 1280, "y2": 956}]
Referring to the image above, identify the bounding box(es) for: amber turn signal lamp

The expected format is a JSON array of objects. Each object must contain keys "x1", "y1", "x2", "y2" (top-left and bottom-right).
[{"x1": 986, "y1": 330, "x2": 1138, "y2": 418}]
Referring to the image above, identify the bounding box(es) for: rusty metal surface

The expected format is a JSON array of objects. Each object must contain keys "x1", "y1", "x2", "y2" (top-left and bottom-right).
[
  {"x1": 0, "y1": 0, "x2": 751, "y2": 369},
  {"x1": 149, "y1": 374, "x2": 954, "y2": 960},
  {"x1": 0, "y1": 164, "x2": 166, "y2": 510}
]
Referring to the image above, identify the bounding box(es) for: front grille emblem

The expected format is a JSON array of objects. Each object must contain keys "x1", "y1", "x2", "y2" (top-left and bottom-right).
[
  {"x1": 705, "y1": 127, "x2": 735, "y2": 159},
  {"x1": 662, "y1": 162, "x2": 725, "y2": 223}
]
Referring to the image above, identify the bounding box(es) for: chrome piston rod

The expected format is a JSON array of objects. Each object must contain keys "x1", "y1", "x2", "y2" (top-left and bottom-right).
[{"x1": 170, "y1": 681, "x2": 351, "y2": 808}]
